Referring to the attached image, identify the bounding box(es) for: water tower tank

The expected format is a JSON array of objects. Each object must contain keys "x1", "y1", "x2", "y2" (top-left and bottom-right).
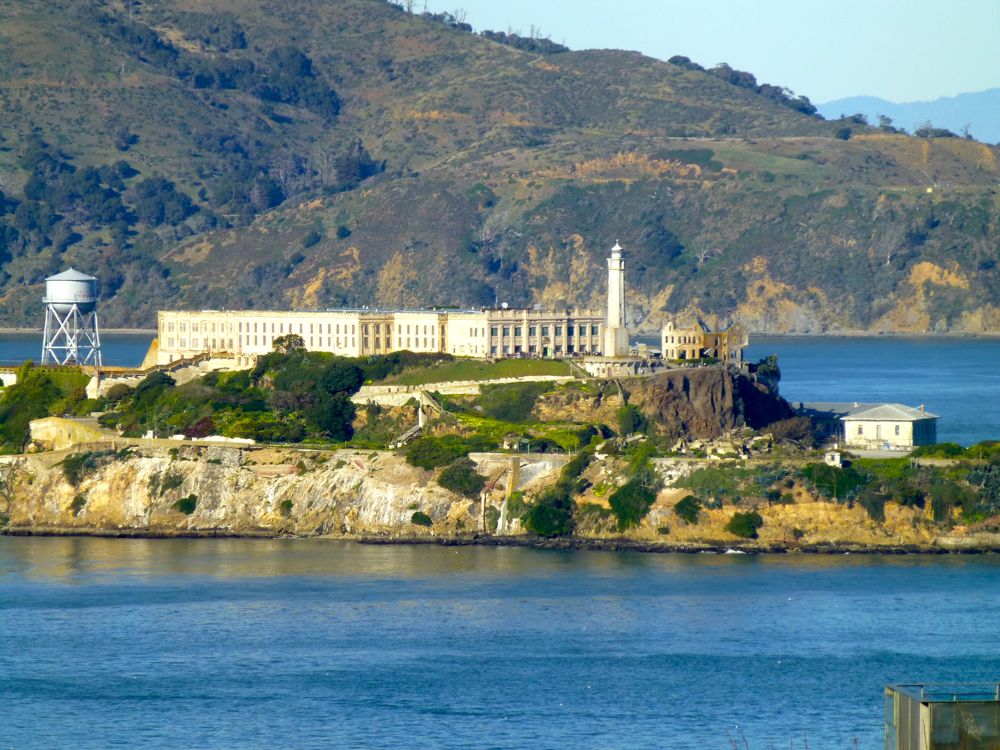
[{"x1": 44, "y1": 269, "x2": 98, "y2": 314}]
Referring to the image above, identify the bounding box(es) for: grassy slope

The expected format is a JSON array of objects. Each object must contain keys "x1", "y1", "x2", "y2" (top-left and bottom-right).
[
  {"x1": 384, "y1": 358, "x2": 570, "y2": 385},
  {"x1": 1, "y1": 0, "x2": 999, "y2": 333}
]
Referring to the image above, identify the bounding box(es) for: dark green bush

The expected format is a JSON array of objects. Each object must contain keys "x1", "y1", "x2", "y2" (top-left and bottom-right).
[
  {"x1": 475, "y1": 382, "x2": 551, "y2": 422},
  {"x1": 725, "y1": 510, "x2": 764, "y2": 539},
  {"x1": 174, "y1": 494, "x2": 197, "y2": 514},
  {"x1": 404, "y1": 434, "x2": 493, "y2": 469},
  {"x1": 61, "y1": 451, "x2": 113, "y2": 486},
  {"x1": 674, "y1": 494, "x2": 702, "y2": 524},
  {"x1": 279, "y1": 499, "x2": 294, "y2": 517},
  {"x1": 616, "y1": 404, "x2": 648, "y2": 436},
  {"x1": 411, "y1": 510, "x2": 432, "y2": 527},
  {"x1": 437, "y1": 458, "x2": 487, "y2": 498},
  {"x1": 71, "y1": 494, "x2": 87, "y2": 516},
  {"x1": 911, "y1": 443, "x2": 965, "y2": 458},
  {"x1": 301, "y1": 230, "x2": 322, "y2": 247},
  {"x1": 608, "y1": 477, "x2": 657, "y2": 531},
  {"x1": 800, "y1": 463, "x2": 868, "y2": 500},
  {"x1": 160, "y1": 471, "x2": 184, "y2": 494},
  {"x1": 522, "y1": 487, "x2": 575, "y2": 537}
]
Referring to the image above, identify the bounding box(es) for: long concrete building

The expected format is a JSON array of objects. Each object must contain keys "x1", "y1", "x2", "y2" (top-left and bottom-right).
[{"x1": 155, "y1": 305, "x2": 606, "y2": 366}]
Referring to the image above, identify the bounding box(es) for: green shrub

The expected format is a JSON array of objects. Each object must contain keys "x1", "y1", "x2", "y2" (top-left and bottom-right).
[
  {"x1": 617, "y1": 404, "x2": 648, "y2": 436},
  {"x1": 725, "y1": 510, "x2": 764, "y2": 539},
  {"x1": 608, "y1": 477, "x2": 657, "y2": 531},
  {"x1": 301, "y1": 230, "x2": 322, "y2": 248},
  {"x1": 404, "y1": 434, "x2": 493, "y2": 469},
  {"x1": 411, "y1": 510, "x2": 432, "y2": 527},
  {"x1": 911, "y1": 443, "x2": 965, "y2": 458},
  {"x1": 437, "y1": 458, "x2": 487, "y2": 498},
  {"x1": 475, "y1": 382, "x2": 551, "y2": 422},
  {"x1": 70, "y1": 494, "x2": 87, "y2": 516},
  {"x1": 657, "y1": 525, "x2": 671, "y2": 535},
  {"x1": 61, "y1": 451, "x2": 112, "y2": 486},
  {"x1": 174, "y1": 494, "x2": 197, "y2": 514},
  {"x1": 279, "y1": 499, "x2": 294, "y2": 517},
  {"x1": 674, "y1": 494, "x2": 702, "y2": 524},
  {"x1": 522, "y1": 487, "x2": 575, "y2": 537},
  {"x1": 800, "y1": 463, "x2": 868, "y2": 500},
  {"x1": 506, "y1": 490, "x2": 528, "y2": 518},
  {"x1": 485, "y1": 505, "x2": 501, "y2": 531}
]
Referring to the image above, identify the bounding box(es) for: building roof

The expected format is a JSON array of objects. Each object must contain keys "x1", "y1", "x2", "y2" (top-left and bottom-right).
[
  {"x1": 46, "y1": 268, "x2": 96, "y2": 282},
  {"x1": 798, "y1": 401, "x2": 939, "y2": 421}
]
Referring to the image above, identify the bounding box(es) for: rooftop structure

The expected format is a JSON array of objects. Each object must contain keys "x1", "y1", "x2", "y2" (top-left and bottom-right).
[{"x1": 885, "y1": 683, "x2": 1000, "y2": 749}]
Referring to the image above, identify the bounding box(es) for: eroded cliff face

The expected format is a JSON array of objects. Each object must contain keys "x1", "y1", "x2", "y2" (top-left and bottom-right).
[
  {"x1": 3, "y1": 447, "x2": 482, "y2": 538},
  {"x1": 1, "y1": 445, "x2": 991, "y2": 550}
]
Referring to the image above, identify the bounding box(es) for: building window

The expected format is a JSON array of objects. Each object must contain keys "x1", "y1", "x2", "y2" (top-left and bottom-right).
[
  {"x1": 895, "y1": 425, "x2": 900, "y2": 435},
  {"x1": 503, "y1": 326, "x2": 510, "y2": 336},
  {"x1": 529, "y1": 326, "x2": 537, "y2": 336},
  {"x1": 541, "y1": 326, "x2": 549, "y2": 337},
  {"x1": 555, "y1": 326, "x2": 563, "y2": 336},
  {"x1": 857, "y1": 425, "x2": 863, "y2": 435},
  {"x1": 529, "y1": 344, "x2": 536, "y2": 353},
  {"x1": 514, "y1": 326, "x2": 522, "y2": 337},
  {"x1": 591, "y1": 325, "x2": 599, "y2": 335},
  {"x1": 491, "y1": 326, "x2": 499, "y2": 336},
  {"x1": 167, "y1": 338, "x2": 175, "y2": 348}
]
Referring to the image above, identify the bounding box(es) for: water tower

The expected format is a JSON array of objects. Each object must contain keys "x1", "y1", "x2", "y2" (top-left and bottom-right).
[{"x1": 41, "y1": 269, "x2": 103, "y2": 366}]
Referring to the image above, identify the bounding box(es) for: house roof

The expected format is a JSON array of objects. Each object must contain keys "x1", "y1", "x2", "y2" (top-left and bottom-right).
[{"x1": 798, "y1": 401, "x2": 939, "y2": 421}]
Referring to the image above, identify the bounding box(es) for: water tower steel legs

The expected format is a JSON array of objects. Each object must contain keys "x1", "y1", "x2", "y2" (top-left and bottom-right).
[{"x1": 41, "y1": 303, "x2": 103, "y2": 366}]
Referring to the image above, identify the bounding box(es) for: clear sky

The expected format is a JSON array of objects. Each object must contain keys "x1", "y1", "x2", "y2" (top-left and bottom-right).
[{"x1": 423, "y1": 0, "x2": 1000, "y2": 103}]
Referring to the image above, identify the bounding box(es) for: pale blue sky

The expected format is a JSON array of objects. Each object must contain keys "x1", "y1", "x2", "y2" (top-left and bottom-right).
[{"x1": 423, "y1": 0, "x2": 1000, "y2": 103}]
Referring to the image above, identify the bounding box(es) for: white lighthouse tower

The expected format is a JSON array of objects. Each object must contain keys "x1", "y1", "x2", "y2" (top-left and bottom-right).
[
  {"x1": 41, "y1": 268, "x2": 103, "y2": 366},
  {"x1": 604, "y1": 241, "x2": 629, "y2": 357}
]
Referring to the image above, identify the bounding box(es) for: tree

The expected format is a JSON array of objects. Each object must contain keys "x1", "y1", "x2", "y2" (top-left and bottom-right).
[
  {"x1": 272, "y1": 334, "x2": 304, "y2": 354},
  {"x1": 617, "y1": 404, "x2": 647, "y2": 436}
]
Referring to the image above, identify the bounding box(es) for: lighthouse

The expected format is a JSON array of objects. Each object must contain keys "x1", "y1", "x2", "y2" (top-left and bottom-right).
[{"x1": 604, "y1": 241, "x2": 629, "y2": 357}]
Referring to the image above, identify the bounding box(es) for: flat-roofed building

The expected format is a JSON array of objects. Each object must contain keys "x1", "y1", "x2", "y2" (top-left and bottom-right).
[{"x1": 156, "y1": 306, "x2": 603, "y2": 366}]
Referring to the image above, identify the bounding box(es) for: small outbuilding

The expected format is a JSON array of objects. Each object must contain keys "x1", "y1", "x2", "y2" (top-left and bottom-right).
[
  {"x1": 798, "y1": 402, "x2": 938, "y2": 451},
  {"x1": 885, "y1": 683, "x2": 1000, "y2": 749}
]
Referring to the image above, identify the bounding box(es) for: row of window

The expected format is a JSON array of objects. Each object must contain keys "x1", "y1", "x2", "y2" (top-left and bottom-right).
[
  {"x1": 491, "y1": 344, "x2": 600, "y2": 355},
  {"x1": 489, "y1": 324, "x2": 600, "y2": 338}
]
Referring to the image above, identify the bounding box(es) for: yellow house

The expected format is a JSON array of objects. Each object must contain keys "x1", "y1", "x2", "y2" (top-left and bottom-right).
[{"x1": 660, "y1": 318, "x2": 748, "y2": 365}]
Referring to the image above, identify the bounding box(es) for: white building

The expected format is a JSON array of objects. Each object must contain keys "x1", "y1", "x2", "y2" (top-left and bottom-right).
[
  {"x1": 798, "y1": 402, "x2": 939, "y2": 451},
  {"x1": 153, "y1": 243, "x2": 638, "y2": 366}
]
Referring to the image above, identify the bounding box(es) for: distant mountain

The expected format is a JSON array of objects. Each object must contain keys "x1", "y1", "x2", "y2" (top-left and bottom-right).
[
  {"x1": 1, "y1": 1, "x2": 1000, "y2": 335},
  {"x1": 819, "y1": 89, "x2": 1000, "y2": 143}
]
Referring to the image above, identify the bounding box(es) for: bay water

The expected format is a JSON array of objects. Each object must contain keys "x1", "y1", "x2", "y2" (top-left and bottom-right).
[{"x1": 3, "y1": 538, "x2": 1000, "y2": 749}]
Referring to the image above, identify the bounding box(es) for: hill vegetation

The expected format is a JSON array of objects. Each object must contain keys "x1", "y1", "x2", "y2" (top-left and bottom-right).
[{"x1": 1, "y1": 0, "x2": 999, "y2": 333}]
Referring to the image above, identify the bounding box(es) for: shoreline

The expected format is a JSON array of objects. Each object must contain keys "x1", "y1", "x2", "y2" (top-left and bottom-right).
[{"x1": 4, "y1": 526, "x2": 998, "y2": 554}]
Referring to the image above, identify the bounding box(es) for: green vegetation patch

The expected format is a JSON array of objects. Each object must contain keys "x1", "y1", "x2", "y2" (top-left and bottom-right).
[
  {"x1": 475, "y1": 382, "x2": 553, "y2": 423},
  {"x1": 173, "y1": 494, "x2": 198, "y2": 515},
  {"x1": 385, "y1": 358, "x2": 570, "y2": 386},
  {"x1": 726, "y1": 510, "x2": 764, "y2": 539},
  {"x1": 404, "y1": 434, "x2": 495, "y2": 470},
  {"x1": 674, "y1": 495, "x2": 702, "y2": 525},
  {"x1": 0, "y1": 364, "x2": 91, "y2": 453},
  {"x1": 437, "y1": 458, "x2": 487, "y2": 498},
  {"x1": 411, "y1": 510, "x2": 433, "y2": 527}
]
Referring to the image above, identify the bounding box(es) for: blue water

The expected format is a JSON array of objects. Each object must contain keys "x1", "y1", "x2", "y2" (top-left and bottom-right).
[
  {"x1": 3, "y1": 538, "x2": 1000, "y2": 749},
  {"x1": 0, "y1": 332, "x2": 154, "y2": 368}
]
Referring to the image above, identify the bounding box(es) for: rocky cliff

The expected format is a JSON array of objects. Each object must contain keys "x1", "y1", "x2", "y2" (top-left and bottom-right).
[{"x1": 2, "y1": 444, "x2": 995, "y2": 551}]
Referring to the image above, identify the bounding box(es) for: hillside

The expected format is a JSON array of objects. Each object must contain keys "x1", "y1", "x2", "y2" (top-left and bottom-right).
[{"x1": 1, "y1": 0, "x2": 999, "y2": 333}]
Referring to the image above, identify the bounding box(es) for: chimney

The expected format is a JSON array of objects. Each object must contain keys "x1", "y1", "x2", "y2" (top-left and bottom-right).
[{"x1": 920, "y1": 404, "x2": 925, "y2": 414}]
